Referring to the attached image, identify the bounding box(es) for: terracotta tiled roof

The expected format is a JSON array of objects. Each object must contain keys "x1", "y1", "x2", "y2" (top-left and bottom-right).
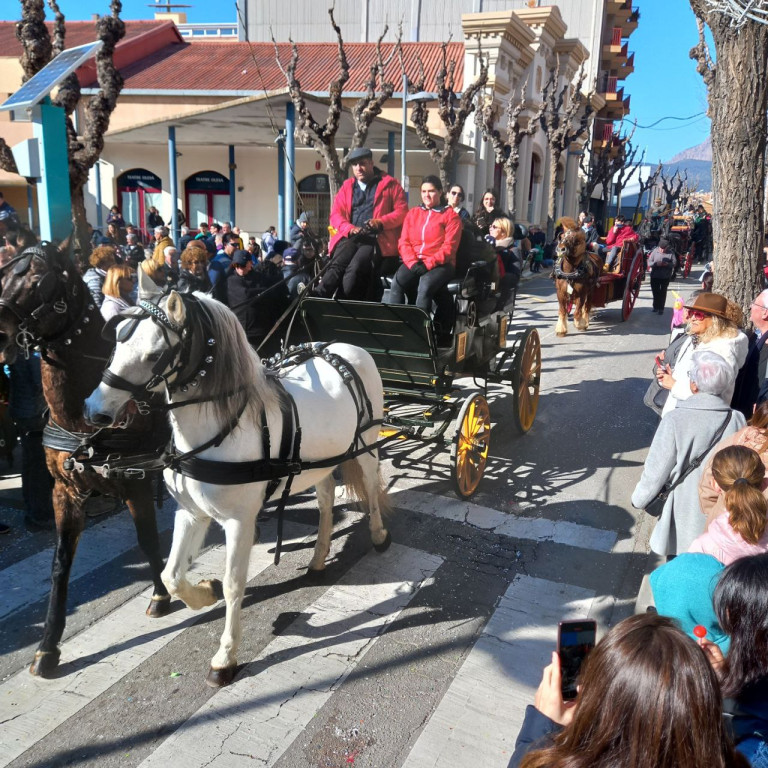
[
  {"x1": 93, "y1": 40, "x2": 466, "y2": 93},
  {"x1": 0, "y1": 20, "x2": 170, "y2": 55}
]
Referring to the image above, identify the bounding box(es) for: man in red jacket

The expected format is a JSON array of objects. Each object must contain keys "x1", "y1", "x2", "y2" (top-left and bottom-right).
[
  {"x1": 317, "y1": 147, "x2": 408, "y2": 300},
  {"x1": 604, "y1": 214, "x2": 639, "y2": 271}
]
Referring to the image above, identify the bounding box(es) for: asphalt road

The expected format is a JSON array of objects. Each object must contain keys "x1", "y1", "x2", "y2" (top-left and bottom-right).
[{"x1": 0, "y1": 268, "x2": 700, "y2": 768}]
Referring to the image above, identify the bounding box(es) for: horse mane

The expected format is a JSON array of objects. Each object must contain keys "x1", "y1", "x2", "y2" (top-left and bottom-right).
[
  {"x1": 186, "y1": 293, "x2": 281, "y2": 429},
  {"x1": 559, "y1": 217, "x2": 580, "y2": 232}
]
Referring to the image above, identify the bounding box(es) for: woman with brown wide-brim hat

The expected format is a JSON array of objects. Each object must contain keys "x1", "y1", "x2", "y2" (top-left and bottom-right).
[{"x1": 656, "y1": 292, "x2": 748, "y2": 416}]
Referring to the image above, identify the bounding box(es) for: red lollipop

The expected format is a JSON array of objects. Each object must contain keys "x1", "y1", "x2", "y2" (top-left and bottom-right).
[{"x1": 693, "y1": 625, "x2": 707, "y2": 639}]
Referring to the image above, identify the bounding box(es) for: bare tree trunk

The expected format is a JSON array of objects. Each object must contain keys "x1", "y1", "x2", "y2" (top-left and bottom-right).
[
  {"x1": 710, "y1": 31, "x2": 767, "y2": 306},
  {"x1": 547, "y1": 148, "x2": 562, "y2": 240},
  {"x1": 690, "y1": 4, "x2": 768, "y2": 313}
]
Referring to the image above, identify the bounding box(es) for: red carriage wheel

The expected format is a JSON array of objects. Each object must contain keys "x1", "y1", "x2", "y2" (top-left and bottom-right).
[
  {"x1": 621, "y1": 251, "x2": 644, "y2": 322},
  {"x1": 683, "y1": 243, "x2": 695, "y2": 278}
]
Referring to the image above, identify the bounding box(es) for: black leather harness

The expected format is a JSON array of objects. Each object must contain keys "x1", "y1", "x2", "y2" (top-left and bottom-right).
[{"x1": 102, "y1": 293, "x2": 381, "y2": 564}]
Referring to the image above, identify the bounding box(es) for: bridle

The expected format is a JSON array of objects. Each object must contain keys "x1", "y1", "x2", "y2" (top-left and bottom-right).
[
  {"x1": 100, "y1": 293, "x2": 217, "y2": 407},
  {"x1": 0, "y1": 244, "x2": 91, "y2": 360}
]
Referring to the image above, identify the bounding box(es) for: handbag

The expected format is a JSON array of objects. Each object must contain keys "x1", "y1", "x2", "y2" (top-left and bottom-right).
[
  {"x1": 644, "y1": 412, "x2": 732, "y2": 517},
  {"x1": 643, "y1": 334, "x2": 693, "y2": 416}
]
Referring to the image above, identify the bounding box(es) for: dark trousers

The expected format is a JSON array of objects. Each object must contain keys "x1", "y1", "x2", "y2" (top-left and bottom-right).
[
  {"x1": 387, "y1": 263, "x2": 455, "y2": 312},
  {"x1": 19, "y1": 428, "x2": 54, "y2": 524},
  {"x1": 650, "y1": 277, "x2": 670, "y2": 311},
  {"x1": 317, "y1": 237, "x2": 378, "y2": 300}
]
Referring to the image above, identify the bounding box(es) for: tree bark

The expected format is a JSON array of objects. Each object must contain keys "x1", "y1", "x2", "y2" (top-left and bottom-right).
[
  {"x1": 547, "y1": 148, "x2": 562, "y2": 238},
  {"x1": 689, "y1": 3, "x2": 768, "y2": 313}
]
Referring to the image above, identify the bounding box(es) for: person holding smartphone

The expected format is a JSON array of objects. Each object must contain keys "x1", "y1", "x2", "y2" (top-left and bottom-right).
[{"x1": 508, "y1": 613, "x2": 747, "y2": 768}]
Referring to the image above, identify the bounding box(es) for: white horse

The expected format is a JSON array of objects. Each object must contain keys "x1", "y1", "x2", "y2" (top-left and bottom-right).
[{"x1": 83, "y1": 272, "x2": 390, "y2": 687}]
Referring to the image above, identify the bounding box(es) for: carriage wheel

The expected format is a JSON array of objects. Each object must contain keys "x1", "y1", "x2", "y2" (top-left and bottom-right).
[
  {"x1": 511, "y1": 328, "x2": 541, "y2": 434},
  {"x1": 451, "y1": 393, "x2": 491, "y2": 499},
  {"x1": 621, "y1": 251, "x2": 645, "y2": 322}
]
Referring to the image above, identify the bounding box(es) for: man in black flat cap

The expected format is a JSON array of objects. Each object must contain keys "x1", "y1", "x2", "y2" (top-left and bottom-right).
[
  {"x1": 318, "y1": 147, "x2": 408, "y2": 301},
  {"x1": 227, "y1": 250, "x2": 288, "y2": 352}
]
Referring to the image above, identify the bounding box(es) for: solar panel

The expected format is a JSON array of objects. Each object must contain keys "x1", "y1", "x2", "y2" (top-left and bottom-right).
[{"x1": 0, "y1": 41, "x2": 103, "y2": 113}]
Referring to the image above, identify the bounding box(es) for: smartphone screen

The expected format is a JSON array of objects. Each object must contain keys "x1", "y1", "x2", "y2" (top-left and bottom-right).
[{"x1": 558, "y1": 619, "x2": 596, "y2": 701}]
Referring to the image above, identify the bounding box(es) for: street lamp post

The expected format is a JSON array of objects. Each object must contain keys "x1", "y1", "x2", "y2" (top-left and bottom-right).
[{"x1": 400, "y1": 78, "x2": 439, "y2": 195}]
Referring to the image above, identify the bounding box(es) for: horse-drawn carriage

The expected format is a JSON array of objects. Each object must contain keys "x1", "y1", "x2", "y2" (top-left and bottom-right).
[
  {"x1": 555, "y1": 219, "x2": 645, "y2": 336},
  {"x1": 300, "y1": 257, "x2": 541, "y2": 499},
  {"x1": 592, "y1": 240, "x2": 644, "y2": 321},
  {"x1": 666, "y1": 214, "x2": 695, "y2": 278}
]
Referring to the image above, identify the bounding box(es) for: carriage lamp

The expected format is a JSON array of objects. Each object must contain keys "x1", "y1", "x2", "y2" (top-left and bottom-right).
[
  {"x1": 456, "y1": 332, "x2": 467, "y2": 363},
  {"x1": 498, "y1": 316, "x2": 508, "y2": 348}
]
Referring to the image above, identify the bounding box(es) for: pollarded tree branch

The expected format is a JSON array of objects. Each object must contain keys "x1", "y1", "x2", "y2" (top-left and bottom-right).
[
  {"x1": 350, "y1": 24, "x2": 402, "y2": 149},
  {"x1": 0, "y1": 138, "x2": 19, "y2": 175},
  {"x1": 689, "y1": 15, "x2": 716, "y2": 93},
  {"x1": 16, "y1": 0, "x2": 52, "y2": 82},
  {"x1": 408, "y1": 40, "x2": 488, "y2": 187},
  {"x1": 73, "y1": 0, "x2": 125, "y2": 174}
]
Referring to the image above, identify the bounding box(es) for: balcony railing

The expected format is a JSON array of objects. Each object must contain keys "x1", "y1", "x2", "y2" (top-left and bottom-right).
[
  {"x1": 599, "y1": 76, "x2": 619, "y2": 94},
  {"x1": 610, "y1": 27, "x2": 622, "y2": 46}
]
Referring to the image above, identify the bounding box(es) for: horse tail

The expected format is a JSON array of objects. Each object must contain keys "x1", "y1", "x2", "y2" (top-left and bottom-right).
[{"x1": 341, "y1": 455, "x2": 391, "y2": 518}]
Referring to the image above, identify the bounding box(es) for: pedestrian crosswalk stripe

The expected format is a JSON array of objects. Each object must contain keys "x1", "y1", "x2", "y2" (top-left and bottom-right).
[
  {"x1": 391, "y1": 489, "x2": 618, "y2": 552},
  {"x1": 0, "y1": 504, "x2": 176, "y2": 622},
  {"x1": 402, "y1": 575, "x2": 597, "y2": 767},
  {"x1": 0, "y1": 519, "x2": 316, "y2": 768},
  {"x1": 138, "y1": 543, "x2": 443, "y2": 768}
]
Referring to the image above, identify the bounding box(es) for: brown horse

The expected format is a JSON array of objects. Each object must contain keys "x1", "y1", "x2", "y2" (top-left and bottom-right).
[
  {"x1": 553, "y1": 218, "x2": 602, "y2": 337},
  {"x1": 0, "y1": 243, "x2": 171, "y2": 678}
]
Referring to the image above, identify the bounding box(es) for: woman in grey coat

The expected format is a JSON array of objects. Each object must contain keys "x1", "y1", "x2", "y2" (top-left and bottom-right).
[{"x1": 632, "y1": 351, "x2": 746, "y2": 556}]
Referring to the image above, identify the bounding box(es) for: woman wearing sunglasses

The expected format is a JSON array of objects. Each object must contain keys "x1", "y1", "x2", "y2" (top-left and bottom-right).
[{"x1": 656, "y1": 293, "x2": 748, "y2": 418}]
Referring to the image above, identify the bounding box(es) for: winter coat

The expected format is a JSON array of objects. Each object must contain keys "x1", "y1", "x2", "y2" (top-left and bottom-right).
[
  {"x1": 726, "y1": 677, "x2": 768, "y2": 767},
  {"x1": 83, "y1": 268, "x2": 107, "y2": 308},
  {"x1": 649, "y1": 553, "x2": 729, "y2": 652},
  {"x1": 329, "y1": 173, "x2": 408, "y2": 258},
  {"x1": 631, "y1": 393, "x2": 746, "y2": 555},
  {"x1": 661, "y1": 332, "x2": 749, "y2": 417},
  {"x1": 398, "y1": 205, "x2": 462, "y2": 271},
  {"x1": 100, "y1": 294, "x2": 132, "y2": 322},
  {"x1": 689, "y1": 512, "x2": 768, "y2": 565},
  {"x1": 473, "y1": 206, "x2": 506, "y2": 236},
  {"x1": 699, "y1": 426, "x2": 768, "y2": 522},
  {"x1": 604, "y1": 223, "x2": 639, "y2": 248},
  {"x1": 507, "y1": 706, "x2": 562, "y2": 768},
  {"x1": 176, "y1": 269, "x2": 212, "y2": 294}
]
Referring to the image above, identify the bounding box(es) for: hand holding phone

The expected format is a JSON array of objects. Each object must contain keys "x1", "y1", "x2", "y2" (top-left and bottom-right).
[{"x1": 558, "y1": 619, "x2": 596, "y2": 700}]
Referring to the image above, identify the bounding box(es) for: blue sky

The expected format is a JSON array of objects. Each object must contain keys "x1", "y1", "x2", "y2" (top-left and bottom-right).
[{"x1": 2, "y1": 0, "x2": 710, "y2": 163}]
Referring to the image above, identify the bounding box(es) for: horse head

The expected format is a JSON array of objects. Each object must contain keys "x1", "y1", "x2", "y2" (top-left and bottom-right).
[
  {"x1": 556, "y1": 222, "x2": 587, "y2": 266},
  {"x1": 0, "y1": 243, "x2": 80, "y2": 364},
  {"x1": 84, "y1": 269, "x2": 188, "y2": 427}
]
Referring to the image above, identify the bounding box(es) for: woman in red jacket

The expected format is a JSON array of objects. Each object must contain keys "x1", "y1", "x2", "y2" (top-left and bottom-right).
[{"x1": 387, "y1": 176, "x2": 462, "y2": 312}]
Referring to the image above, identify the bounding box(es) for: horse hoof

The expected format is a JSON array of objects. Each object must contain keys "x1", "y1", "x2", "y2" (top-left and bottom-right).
[
  {"x1": 29, "y1": 649, "x2": 61, "y2": 678},
  {"x1": 304, "y1": 567, "x2": 326, "y2": 584},
  {"x1": 206, "y1": 665, "x2": 237, "y2": 688},
  {"x1": 373, "y1": 531, "x2": 392, "y2": 553},
  {"x1": 146, "y1": 594, "x2": 172, "y2": 618},
  {"x1": 199, "y1": 579, "x2": 224, "y2": 601},
  {"x1": 556, "y1": 331, "x2": 567, "y2": 338}
]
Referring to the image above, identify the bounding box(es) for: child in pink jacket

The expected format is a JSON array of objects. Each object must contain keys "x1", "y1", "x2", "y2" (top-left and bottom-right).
[{"x1": 689, "y1": 445, "x2": 768, "y2": 565}]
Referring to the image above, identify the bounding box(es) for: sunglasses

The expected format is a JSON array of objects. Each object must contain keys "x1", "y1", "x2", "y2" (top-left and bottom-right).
[{"x1": 686, "y1": 309, "x2": 710, "y2": 321}]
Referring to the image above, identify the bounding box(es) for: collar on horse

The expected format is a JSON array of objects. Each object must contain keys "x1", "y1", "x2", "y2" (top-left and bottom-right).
[
  {"x1": 552, "y1": 256, "x2": 593, "y2": 281},
  {"x1": 0, "y1": 244, "x2": 93, "y2": 363}
]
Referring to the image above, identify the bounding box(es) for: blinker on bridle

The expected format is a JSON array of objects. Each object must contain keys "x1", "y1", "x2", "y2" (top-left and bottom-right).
[{"x1": 100, "y1": 294, "x2": 215, "y2": 403}]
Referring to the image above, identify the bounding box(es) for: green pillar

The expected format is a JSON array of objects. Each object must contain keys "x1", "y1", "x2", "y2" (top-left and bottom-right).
[{"x1": 31, "y1": 101, "x2": 72, "y2": 243}]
